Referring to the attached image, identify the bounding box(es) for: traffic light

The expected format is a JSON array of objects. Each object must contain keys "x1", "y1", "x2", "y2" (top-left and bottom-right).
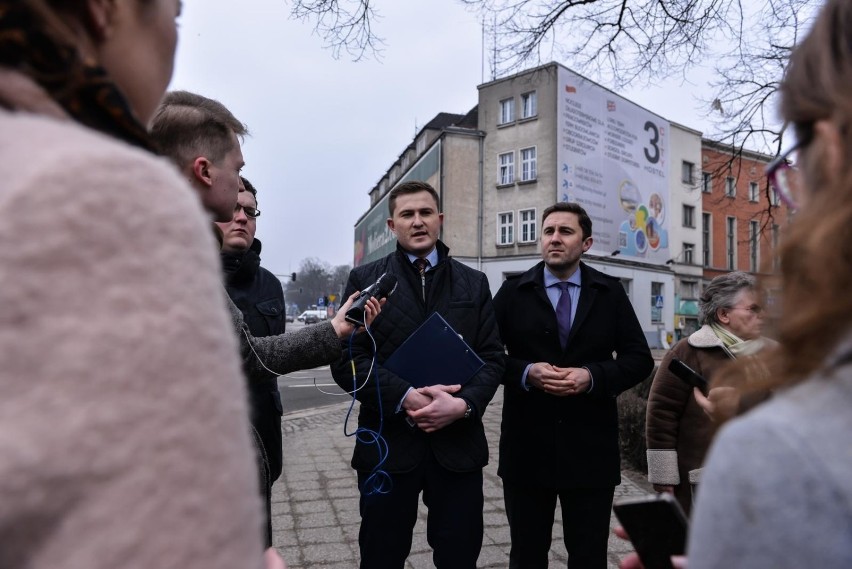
[{"x1": 290, "y1": 272, "x2": 297, "y2": 282}]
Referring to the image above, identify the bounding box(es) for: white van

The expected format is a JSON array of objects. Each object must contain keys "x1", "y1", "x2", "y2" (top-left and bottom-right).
[{"x1": 297, "y1": 309, "x2": 328, "y2": 323}]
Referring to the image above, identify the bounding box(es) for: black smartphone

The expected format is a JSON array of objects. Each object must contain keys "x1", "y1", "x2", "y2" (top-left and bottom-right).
[
  {"x1": 668, "y1": 358, "x2": 708, "y2": 392},
  {"x1": 613, "y1": 493, "x2": 689, "y2": 569}
]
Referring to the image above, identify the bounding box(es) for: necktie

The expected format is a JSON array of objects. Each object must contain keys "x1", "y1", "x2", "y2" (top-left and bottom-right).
[
  {"x1": 414, "y1": 258, "x2": 428, "y2": 276},
  {"x1": 414, "y1": 258, "x2": 429, "y2": 301},
  {"x1": 555, "y1": 281, "x2": 573, "y2": 348}
]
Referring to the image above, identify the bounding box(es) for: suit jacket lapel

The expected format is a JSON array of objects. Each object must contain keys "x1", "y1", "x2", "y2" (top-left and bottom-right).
[{"x1": 566, "y1": 263, "x2": 597, "y2": 346}]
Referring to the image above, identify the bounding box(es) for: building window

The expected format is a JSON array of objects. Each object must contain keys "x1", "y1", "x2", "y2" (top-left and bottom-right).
[
  {"x1": 725, "y1": 176, "x2": 736, "y2": 197},
  {"x1": 498, "y1": 152, "x2": 514, "y2": 185},
  {"x1": 683, "y1": 243, "x2": 695, "y2": 265},
  {"x1": 770, "y1": 187, "x2": 780, "y2": 206},
  {"x1": 520, "y1": 147, "x2": 537, "y2": 181},
  {"x1": 702, "y1": 171, "x2": 712, "y2": 193},
  {"x1": 521, "y1": 91, "x2": 537, "y2": 118},
  {"x1": 681, "y1": 280, "x2": 698, "y2": 299},
  {"x1": 749, "y1": 181, "x2": 759, "y2": 202},
  {"x1": 682, "y1": 204, "x2": 695, "y2": 228},
  {"x1": 681, "y1": 161, "x2": 695, "y2": 184},
  {"x1": 519, "y1": 208, "x2": 537, "y2": 243},
  {"x1": 749, "y1": 220, "x2": 760, "y2": 273},
  {"x1": 499, "y1": 98, "x2": 515, "y2": 125},
  {"x1": 651, "y1": 282, "x2": 663, "y2": 323},
  {"x1": 702, "y1": 213, "x2": 711, "y2": 267},
  {"x1": 726, "y1": 216, "x2": 737, "y2": 270},
  {"x1": 497, "y1": 212, "x2": 514, "y2": 245}
]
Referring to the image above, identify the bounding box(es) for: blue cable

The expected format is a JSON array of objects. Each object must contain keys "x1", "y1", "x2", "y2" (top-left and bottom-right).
[{"x1": 344, "y1": 326, "x2": 392, "y2": 495}]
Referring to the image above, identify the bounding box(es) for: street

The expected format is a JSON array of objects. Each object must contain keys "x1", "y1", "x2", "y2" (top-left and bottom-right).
[{"x1": 278, "y1": 320, "x2": 349, "y2": 414}]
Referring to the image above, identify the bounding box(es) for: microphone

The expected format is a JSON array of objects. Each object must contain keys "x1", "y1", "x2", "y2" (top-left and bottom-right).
[{"x1": 345, "y1": 273, "x2": 398, "y2": 326}]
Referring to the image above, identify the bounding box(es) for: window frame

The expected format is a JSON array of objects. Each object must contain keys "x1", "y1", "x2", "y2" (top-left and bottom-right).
[
  {"x1": 702, "y1": 171, "x2": 712, "y2": 193},
  {"x1": 749, "y1": 181, "x2": 759, "y2": 202},
  {"x1": 681, "y1": 161, "x2": 695, "y2": 184},
  {"x1": 497, "y1": 211, "x2": 515, "y2": 245},
  {"x1": 726, "y1": 216, "x2": 737, "y2": 270},
  {"x1": 498, "y1": 151, "x2": 515, "y2": 185},
  {"x1": 521, "y1": 91, "x2": 537, "y2": 119},
  {"x1": 682, "y1": 204, "x2": 695, "y2": 228},
  {"x1": 725, "y1": 176, "x2": 736, "y2": 197},
  {"x1": 519, "y1": 208, "x2": 537, "y2": 243},
  {"x1": 499, "y1": 97, "x2": 515, "y2": 125},
  {"x1": 520, "y1": 146, "x2": 537, "y2": 182},
  {"x1": 683, "y1": 243, "x2": 695, "y2": 265}
]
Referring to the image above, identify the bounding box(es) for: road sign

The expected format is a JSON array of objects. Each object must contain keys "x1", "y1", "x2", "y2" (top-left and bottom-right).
[
  {"x1": 317, "y1": 297, "x2": 325, "y2": 307},
  {"x1": 655, "y1": 295, "x2": 664, "y2": 308},
  {"x1": 329, "y1": 294, "x2": 337, "y2": 303}
]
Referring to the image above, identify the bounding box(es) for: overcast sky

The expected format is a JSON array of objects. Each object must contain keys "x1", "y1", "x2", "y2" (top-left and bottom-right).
[{"x1": 170, "y1": 0, "x2": 745, "y2": 277}]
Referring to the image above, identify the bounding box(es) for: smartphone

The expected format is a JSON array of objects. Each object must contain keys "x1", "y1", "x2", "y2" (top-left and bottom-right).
[
  {"x1": 668, "y1": 358, "x2": 708, "y2": 392},
  {"x1": 613, "y1": 493, "x2": 689, "y2": 569}
]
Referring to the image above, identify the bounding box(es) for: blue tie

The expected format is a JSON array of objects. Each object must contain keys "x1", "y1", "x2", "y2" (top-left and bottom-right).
[{"x1": 555, "y1": 282, "x2": 573, "y2": 348}]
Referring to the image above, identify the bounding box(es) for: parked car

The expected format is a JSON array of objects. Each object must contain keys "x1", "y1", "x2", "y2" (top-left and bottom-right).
[
  {"x1": 297, "y1": 309, "x2": 327, "y2": 323},
  {"x1": 285, "y1": 314, "x2": 295, "y2": 323},
  {"x1": 304, "y1": 314, "x2": 320, "y2": 324}
]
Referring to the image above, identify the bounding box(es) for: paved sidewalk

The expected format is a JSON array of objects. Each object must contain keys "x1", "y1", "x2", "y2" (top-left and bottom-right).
[{"x1": 272, "y1": 385, "x2": 652, "y2": 568}]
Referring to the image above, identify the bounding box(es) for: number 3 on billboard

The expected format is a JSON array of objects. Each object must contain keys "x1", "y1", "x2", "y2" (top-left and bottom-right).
[{"x1": 644, "y1": 121, "x2": 660, "y2": 164}]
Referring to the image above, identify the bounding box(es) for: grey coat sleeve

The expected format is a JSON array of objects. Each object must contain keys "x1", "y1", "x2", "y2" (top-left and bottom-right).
[
  {"x1": 688, "y1": 416, "x2": 851, "y2": 569},
  {"x1": 227, "y1": 297, "x2": 341, "y2": 378}
]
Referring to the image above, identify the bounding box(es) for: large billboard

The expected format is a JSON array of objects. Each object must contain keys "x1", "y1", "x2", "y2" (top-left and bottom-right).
[{"x1": 557, "y1": 67, "x2": 671, "y2": 264}]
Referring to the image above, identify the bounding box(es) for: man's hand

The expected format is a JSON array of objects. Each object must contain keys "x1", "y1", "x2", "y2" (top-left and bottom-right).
[
  {"x1": 406, "y1": 385, "x2": 465, "y2": 432},
  {"x1": 401, "y1": 388, "x2": 433, "y2": 413},
  {"x1": 331, "y1": 292, "x2": 383, "y2": 338},
  {"x1": 529, "y1": 363, "x2": 590, "y2": 396}
]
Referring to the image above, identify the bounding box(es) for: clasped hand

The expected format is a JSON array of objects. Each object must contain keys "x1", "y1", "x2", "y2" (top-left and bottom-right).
[
  {"x1": 527, "y1": 363, "x2": 590, "y2": 396},
  {"x1": 403, "y1": 385, "x2": 466, "y2": 432}
]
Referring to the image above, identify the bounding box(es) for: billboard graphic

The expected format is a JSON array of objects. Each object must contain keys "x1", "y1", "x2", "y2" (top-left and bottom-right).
[{"x1": 556, "y1": 67, "x2": 671, "y2": 264}]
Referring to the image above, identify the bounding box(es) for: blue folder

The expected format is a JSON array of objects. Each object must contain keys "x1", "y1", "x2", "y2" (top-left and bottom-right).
[{"x1": 383, "y1": 312, "x2": 485, "y2": 388}]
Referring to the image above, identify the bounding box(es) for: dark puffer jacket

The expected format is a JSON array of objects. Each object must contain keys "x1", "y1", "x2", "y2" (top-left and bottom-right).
[
  {"x1": 331, "y1": 241, "x2": 504, "y2": 473},
  {"x1": 222, "y1": 239, "x2": 285, "y2": 547}
]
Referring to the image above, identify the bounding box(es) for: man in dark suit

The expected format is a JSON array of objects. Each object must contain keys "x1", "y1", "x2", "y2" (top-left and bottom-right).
[
  {"x1": 331, "y1": 181, "x2": 504, "y2": 569},
  {"x1": 493, "y1": 202, "x2": 653, "y2": 569},
  {"x1": 215, "y1": 177, "x2": 286, "y2": 547}
]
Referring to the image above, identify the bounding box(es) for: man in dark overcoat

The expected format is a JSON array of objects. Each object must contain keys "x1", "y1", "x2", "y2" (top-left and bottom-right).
[{"x1": 493, "y1": 202, "x2": 654, "y2": 569}]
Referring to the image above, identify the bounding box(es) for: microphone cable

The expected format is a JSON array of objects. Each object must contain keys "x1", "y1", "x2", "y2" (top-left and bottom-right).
[{"x1": 344, "y1": 326, "x2": 392, "y2": 496}]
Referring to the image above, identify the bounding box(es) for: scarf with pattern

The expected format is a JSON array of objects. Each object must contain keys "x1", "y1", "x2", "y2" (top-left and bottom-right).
[{"x1": 0, "y1": 1, "x2": 153, "y2": 151}]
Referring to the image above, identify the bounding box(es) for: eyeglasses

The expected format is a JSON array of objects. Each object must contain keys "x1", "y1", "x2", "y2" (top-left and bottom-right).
[
  {"x1": 766, "y1": 138, "x2": 806, "y2": 210},
  {"x1": 235, "y1": 203, "x2": 260, "y2": 219},
  {"x1": 730, "y1": 304, "x2": 764, "y2": 315}
]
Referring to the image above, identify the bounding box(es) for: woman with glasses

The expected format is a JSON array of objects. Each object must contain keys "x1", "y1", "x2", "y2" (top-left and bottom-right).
[
  {"x1": 621, "y1": 0, "x2": 852, "y2": 566},
  {"x1": 645, "y1": 272, "x2": 772, "y2": 515}
]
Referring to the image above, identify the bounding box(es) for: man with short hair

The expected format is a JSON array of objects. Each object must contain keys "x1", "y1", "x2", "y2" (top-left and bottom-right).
[
  {"x1": 330, "y1": 180, "x2": 504, "y2": 569},
  {"x1": 150, "y1": 92, "x2": 381, "y2": 554},
  {"x1": 215, "y1": 176, "x2": 286, "y2": 547},
  {"x1": 493, "y1": 202, "x2": 654, "y2": 569},
  {"x1": 150, "y1": 90, "x2": 247, "y2": 223}
]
